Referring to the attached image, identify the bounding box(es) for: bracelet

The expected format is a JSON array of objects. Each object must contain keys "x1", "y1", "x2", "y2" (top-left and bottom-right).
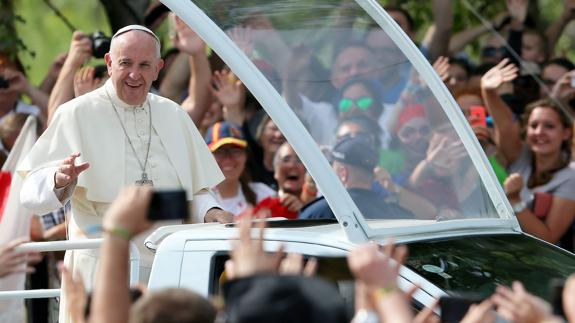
[
  {"x1": 104, "y1": 226, "x2": 132, "y2": 241},
  {"x1": 511, "y1": 200, "x2": 527, "y2": 214}
]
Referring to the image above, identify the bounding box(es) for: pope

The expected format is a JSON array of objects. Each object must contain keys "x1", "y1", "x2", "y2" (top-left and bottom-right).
[{"x1": 17, "y1": 25, "x2": 233, "y2": 322}]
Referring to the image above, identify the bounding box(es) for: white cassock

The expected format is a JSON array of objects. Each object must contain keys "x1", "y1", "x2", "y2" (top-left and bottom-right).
[{"x1": 17, "y1": 80, "x2": 224, "y2": 323}]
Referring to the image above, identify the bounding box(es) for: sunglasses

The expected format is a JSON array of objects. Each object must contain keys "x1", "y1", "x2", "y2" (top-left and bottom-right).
[
  {"x1": 481, "y1": 46, "x2": 506, "y2": 58},
  {"x1": 338, "y1": 97, "x2": 375, "y2": 113},
  {"x1": 398, "y1": 125, "x2": 431, "y2": 138}
]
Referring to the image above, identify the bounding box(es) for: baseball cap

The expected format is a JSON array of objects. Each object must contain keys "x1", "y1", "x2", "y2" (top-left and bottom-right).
[
  {"x1": 395, "y1": 104, "x2": 426, "y2": 133},
  {"x1": 331, "y1": 135, "x2": 378, "y2": 171},
  {"x1": 204, "y1": 121, "x2": 247, "y2": 152}
]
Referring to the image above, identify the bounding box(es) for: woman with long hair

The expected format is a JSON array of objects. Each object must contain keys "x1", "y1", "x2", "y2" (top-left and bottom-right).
[
  {"x1": 205, "y1": 121, "x2": 276, "y2": 216},
  {"x1": 482, "y1": 59, "x2": 575, "y2": 252}
]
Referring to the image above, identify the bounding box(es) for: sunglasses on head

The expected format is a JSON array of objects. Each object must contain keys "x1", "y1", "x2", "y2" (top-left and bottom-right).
[{"x1": 338, "y1": 97, "x2": 375, "y2": 113}]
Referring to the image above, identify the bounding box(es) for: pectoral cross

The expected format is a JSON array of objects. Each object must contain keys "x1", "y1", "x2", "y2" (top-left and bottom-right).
[{"x1": 136, "y1": 172, "x2": 154, "y2": 186}]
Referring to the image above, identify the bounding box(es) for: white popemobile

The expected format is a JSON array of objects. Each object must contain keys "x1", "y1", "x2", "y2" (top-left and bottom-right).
[{"x1": 146, "y1": 0, "x2": 575, "y2": 311}]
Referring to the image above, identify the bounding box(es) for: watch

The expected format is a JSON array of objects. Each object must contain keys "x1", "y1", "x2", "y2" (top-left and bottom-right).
[{"x1": 511, "y1": 200, "x2": 527, "y2": 214}]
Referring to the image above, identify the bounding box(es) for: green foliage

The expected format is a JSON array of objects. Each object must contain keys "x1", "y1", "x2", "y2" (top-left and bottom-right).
[
  {"x1": 14, "y1": 0, "x2": 110, "y2": 84},
  {"x1": 10, "y1": 0, "x2": 573, "y2": 84}
]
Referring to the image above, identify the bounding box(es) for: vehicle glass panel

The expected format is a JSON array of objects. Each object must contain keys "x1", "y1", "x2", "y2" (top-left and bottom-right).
[
  {"x1": 190, "y1": 0, "x2": 498, "y2": 227},
  {"x1": 406, "y1": 234, "x2": 575, "y2": 301}
]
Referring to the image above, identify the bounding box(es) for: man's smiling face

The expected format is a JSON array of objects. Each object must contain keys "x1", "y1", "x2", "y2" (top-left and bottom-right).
[{"x1": 105, "y1": 30, "x2": 164, "y2": 106}]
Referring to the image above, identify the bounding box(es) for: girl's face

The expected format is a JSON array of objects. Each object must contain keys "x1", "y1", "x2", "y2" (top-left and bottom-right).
[
  {"x1": 338, "y1": 83, "x2": 379, "y2": 119},
  {"x1": 260, "y1": 120, "x2": 286, "y2": 156},
  {"x1": 213, "y1": 144, "x2": 247, "y2": 182},
  {"x1": 526, "y1": 107, "x2": 571, "y2": 157},
  {"x1": 397, "y1": 117, "x2": 431, "y2": 156}
]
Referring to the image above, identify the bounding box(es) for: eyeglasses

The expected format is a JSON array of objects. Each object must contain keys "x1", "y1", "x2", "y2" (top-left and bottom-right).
[
  {"x1": 214, "y1": 146, "x2": 245, "y2": 158},
  {"x1": 398, "y1": 125, "x2": 431, "y2": 138},
  {"x1": 338, "y1": 97, "x2": 375, "y2": 113},
  {"x1": 481, "y1": 46, "x2": 506, "y2": 58}
]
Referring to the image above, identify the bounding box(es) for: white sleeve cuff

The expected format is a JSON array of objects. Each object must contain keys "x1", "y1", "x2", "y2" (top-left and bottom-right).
[
  {"x1": 20, "y1": 166, "x2": 74, "y2": 214},
  {"x1": 190, "y1": 189, "x2": 221, "y2": 223}
]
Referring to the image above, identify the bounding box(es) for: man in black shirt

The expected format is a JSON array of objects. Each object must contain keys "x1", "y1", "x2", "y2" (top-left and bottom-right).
[{"x1": 299, "y1": 136, "x2": 413, "y2": 220}]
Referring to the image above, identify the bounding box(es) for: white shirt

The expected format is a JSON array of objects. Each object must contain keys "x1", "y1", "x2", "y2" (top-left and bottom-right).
[{"x1": 214, "y1": 182, "x2": 276, "y2": 216}]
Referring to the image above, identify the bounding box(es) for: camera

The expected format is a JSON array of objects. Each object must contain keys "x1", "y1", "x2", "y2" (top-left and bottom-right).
[
  {"x1": 147, "y1": 190, "x2": 188, "y2": 221},
  {"x1": 89, "y1": 31, "x2": 111, "y2": 59},
  {"x1": 0, "y1": 76, "x2": 9, "y2": 89}
]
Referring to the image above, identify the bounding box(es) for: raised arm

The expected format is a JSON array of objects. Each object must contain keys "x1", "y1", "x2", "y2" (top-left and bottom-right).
[
  {"x1": 426, "y1": 0, "x2": 453, "y2": 62},
  {"x1": 47, "y1": 31, "x2": 92, "y2": 125},
  {"x1": 2, "y1": 68, "x2": 49, "y2": 125},
  {"x1": 480, "y1": 59, "x2": 522, "y2": 164},
  {"x1": 448, "y1": 12, "x2": 509, "y2": 55},
  {"x1": 91, "y1": 186, "x2": 153, "y2": 323},
  {"x1": 39, "y1": 53, "x2": 67, "y2": 95},
  {"x1": 211, "y1": 69, "x2": 247, "y2": 126},
  {"x1": 175, "y1": 16, "x2": 213, "y2": 126},
  {"x1": 505, "y1": 174, "x2": 575, "y2": 244},
  {"x1": 545, "y1": 0, "x2": 575, "y2": 57}
]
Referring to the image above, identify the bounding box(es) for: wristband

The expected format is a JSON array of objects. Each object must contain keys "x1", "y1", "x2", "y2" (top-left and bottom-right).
[
  {"x1": 104, "y1": 226, "x2": 132, "y2": 241},
  {"x1": 511, "y1": 200, "x2": 527, "y2": 214},
  {"x1": 373, "y1": 286, "x2": 397, "y2": 301}
]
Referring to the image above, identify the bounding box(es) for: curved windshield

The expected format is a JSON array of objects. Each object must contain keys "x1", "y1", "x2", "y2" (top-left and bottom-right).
[
  {"x1": 406, "y1": 234, "x2": 575, "y2": 301},
  {"x1": 188, "y1": 0, "x2": 501, "y2": 228}
]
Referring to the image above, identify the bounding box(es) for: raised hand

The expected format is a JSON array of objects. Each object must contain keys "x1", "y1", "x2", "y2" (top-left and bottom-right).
[
  {"x1": 280, "y1": 192, "x2": 305, "y2": 212},
  {"x1": 204, "y1": 208, "x2": 235, "y2": 223},
  {"x1": 74, "y1": 66, "x2": 102, "y2": 97},
  {"x1": 226, "y1": 26, "x2": 255, "y2": 58},
  {"x1": 460, "y1": 299, "x2": 495, "y2": 323},
  {"x1": 66, "y1": 31, "x2": 92, "y2": 68},
  {"x1": 481, "y1": 58, "x2": 519, "y2": 91},
  {"x1": 347, "y1": 240, "x2": 407, "y2": 289},
  {"x1": 59, "y1": 263, "x2": 87, "y2": 323},
  {"x1": 211, "y1": 69, "x2": 246, "y2": 112},
  {"x1": 54, "y1": 152, "x2": 90, "y2": 189},
  {"x1": 425, "y1": 134, "x2": 467, "y2": 177},
  {"x1": 0, "y1": 237, "x2": 42, "y2": 278},
  {"x1": 46, "y1": 53, "x2": 68, "y2": 80},
  {"x1": 173, "y1": 16, "x2": 206, "y2": 56},
  {"x1": 565, "y1": 274, "x2": 575, "y2": 323},
  {"x1": 503, "y1": 173, "x2": 523, "y2": 201},
  {"x1": 507, "y1": 0, "x2": 529, "y2": 27},
  {"x1": 279, "y1": 253, "x2": 318, "y2": 277},
  {"x1": 432, "y1": 56, "x2": 450, "y2": 83},
  {"x1": 562, "y1": 0, "x2": 575, "y2": 20},
  {"x1": 102, "y1": 185, "x2": 153, "y2": 238},
  {"x1": 492, "y1": 281, "x2": 556, "y2": 323},
  {"x1": 0, "y1": 68, "x2": 31, "y2": 96},
  {"x1": 226, "y1": 213, "x2": 285, "y2": 280},
  {"x1": 550, "y1": 69, "x2": 575, "y2": 100}
]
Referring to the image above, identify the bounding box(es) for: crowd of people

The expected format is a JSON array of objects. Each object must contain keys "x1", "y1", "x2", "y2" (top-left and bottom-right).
[{"x1": 0, "y1": 0, "x2": 575, "y2": 322}]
